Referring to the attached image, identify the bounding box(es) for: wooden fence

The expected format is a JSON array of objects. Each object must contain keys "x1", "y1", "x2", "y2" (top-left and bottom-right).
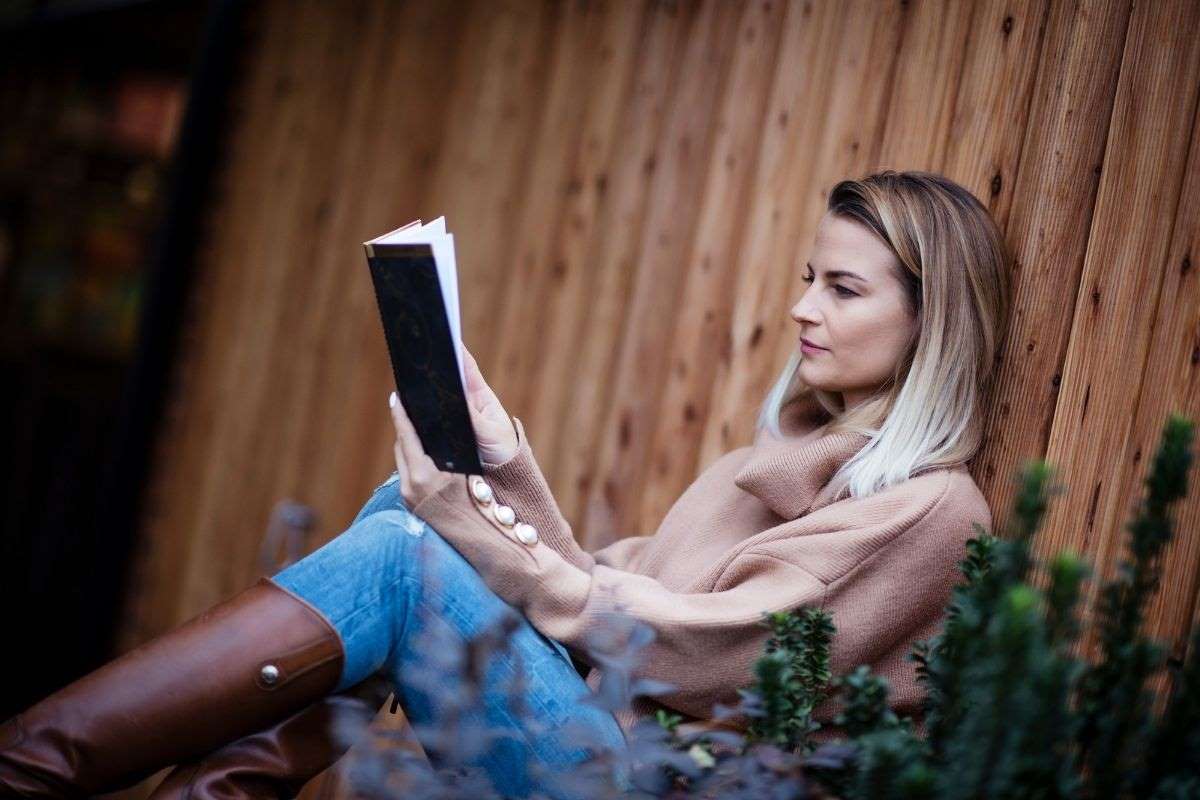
[{"x1": 113, "y1": 0, "x2": 1200, "y2": 793}]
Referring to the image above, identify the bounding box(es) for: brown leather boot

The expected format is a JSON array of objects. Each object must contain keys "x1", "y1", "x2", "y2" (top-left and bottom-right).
[
  {"x1": 146, "y1": 675, "x2": 394, "y2": 800},
  {"x1": 0, "y1": 577, "x2": 345, "y2": 798}
]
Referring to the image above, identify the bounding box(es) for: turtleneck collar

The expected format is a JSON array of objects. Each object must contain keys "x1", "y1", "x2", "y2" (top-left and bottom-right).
[{"x1": 733, "y1": 392, "x2": 872, "y2": 520}]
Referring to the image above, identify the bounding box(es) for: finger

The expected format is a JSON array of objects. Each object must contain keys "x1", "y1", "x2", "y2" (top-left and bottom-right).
[
  {"x1": 462, "y1": 344, "x2": 480, "y2": 377},
  {"x1": 462, "y1": 353, "x2": 495, "y2": 413},
  {"x1": 392, "y1": 439, "x2": 412, "y2": 501},
  {"x1": 464, "y1": 355, "x2": 499, "y2": 406},
  {"x1": 462, "y1": 347, "x2": 485, "y2": 395},
  {"x1": 389, "y1": 391, "x2": 423, "y2": 465},
  {"x1": 464, "y1": 361, "x2": 483, "y2": 400}
]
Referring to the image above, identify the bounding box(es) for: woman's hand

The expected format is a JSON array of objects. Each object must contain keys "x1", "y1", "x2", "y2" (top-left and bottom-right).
[
  {"x1": 389, "y1": 390, "x2": 453, "y2": 509},
  {"x1": 387, "y1": 343, "x2": 518, "y2": 508},
  {"x1": 461, "y1": 344, "x2": 519, "y2": 466}
]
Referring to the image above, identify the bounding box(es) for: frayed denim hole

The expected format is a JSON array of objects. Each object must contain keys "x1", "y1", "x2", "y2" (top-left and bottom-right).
[
  {"x1": 372, "y1": 470, "x2": 401, "y2": 493},
  {"x1": 399, "y1": 509, "x2": 426, "y2": 537},
  {"x1": 323, "y1": 510, "x2": 426, "y2": 636},
  {"x1": 350, "y1": 475, "x2": 406, "y2": 527}
]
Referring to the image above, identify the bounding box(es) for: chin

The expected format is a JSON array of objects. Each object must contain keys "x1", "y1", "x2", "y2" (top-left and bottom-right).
[{"x1": 797, "y1": 365, "x2": 827, "y2": 389}]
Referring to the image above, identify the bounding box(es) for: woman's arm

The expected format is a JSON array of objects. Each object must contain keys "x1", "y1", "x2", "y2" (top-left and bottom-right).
[
  {"x1": 411, "y1": 468, "x2": 972, "y2": 723},
  {"x1": 413, "y1": 471, "x2": 825, "y2": 719},
  {"x1": 455, "y1": 344, "x2": 652, "y2": 573},
  {"x1": 480, "y1": 415, "x2": 654, "y2": 574}
]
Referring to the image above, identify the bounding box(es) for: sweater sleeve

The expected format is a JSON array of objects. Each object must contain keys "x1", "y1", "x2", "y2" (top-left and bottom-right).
[
  {"x1": 411, "y1": 473, "x2": 827, "y2": 720},
  {"x1": 479, "y1": 415, "x2": 652, "y2": 574}
]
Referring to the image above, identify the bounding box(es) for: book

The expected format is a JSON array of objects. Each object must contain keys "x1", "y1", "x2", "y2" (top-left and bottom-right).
[{"x1": 363, "y1": 217, "x2": 482, "y2": 475}]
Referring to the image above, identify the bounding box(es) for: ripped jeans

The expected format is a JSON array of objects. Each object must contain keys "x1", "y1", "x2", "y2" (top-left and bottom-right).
[{"x1": 270, "y1": 471, "x2": 631, "y2": 798}]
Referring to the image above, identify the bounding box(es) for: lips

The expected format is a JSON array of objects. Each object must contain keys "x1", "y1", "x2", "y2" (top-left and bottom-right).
[{"x1": 800, "y1": 337, "x2": 826, "y2": 350}]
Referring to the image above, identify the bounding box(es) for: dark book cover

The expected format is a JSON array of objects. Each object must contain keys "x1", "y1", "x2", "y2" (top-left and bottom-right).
[{"x1": 365, "y1": 241, "x2": 481, "y2": 475}]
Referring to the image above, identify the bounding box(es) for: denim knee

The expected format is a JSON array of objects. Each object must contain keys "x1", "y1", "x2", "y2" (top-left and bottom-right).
[
  {"x1": 354, "y1": 506, "x2": 427, "y2": 543},
  {"x1": 271, "y1": 507, "x2": 432, "y2": 688},
  {"x1": 350, "y1": 471, "x2": 406, "y2": 527}
]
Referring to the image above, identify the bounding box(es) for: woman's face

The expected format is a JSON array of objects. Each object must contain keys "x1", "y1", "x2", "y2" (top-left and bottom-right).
[{"x1": 789, "y1": 212, "x2": 919, "y2": 411}]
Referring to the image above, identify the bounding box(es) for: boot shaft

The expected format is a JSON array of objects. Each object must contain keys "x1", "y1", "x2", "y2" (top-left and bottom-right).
[{"x1": 0, "y1": 577, "x2": 345, "y2": 797}]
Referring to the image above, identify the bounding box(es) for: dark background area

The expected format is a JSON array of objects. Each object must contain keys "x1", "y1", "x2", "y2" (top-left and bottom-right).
[{"x1": 0, "y1": 0, "x2": 241, "y2": 716}]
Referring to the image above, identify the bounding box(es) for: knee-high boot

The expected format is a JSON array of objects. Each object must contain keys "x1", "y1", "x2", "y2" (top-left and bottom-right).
[
  {"x1": 0, "y1": 577, "x2": 345, "y2": 798},
  {"x1": 145, "y1": 675, "x2": 395, "y2": 800}
]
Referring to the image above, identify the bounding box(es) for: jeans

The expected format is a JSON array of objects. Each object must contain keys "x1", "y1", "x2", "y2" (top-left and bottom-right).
[{"x1": 270, "y1": 471, "x2": 630, "y2": 798}]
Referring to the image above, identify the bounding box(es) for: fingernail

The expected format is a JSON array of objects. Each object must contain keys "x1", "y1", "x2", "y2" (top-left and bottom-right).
[{"x1": 389, "y1": 391, "x2": 398, "y2": 408}]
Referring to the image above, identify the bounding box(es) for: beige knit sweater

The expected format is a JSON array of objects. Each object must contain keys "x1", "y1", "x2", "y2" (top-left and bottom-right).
[{"x1": 410, "y1": 392, "x2": 993, "y2": 743}]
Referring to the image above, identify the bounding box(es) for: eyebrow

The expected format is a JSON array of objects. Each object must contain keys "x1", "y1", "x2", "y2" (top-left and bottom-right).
[{"x1": 806, "y1": 262, "x2": 869, "y2": 283}]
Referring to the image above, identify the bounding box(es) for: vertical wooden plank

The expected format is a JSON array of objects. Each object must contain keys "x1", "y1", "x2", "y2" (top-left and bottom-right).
[
  {"x1": 636, "y1": 0, "x2": 799, "y2": 528},
  {"x1": 872, "y1": 0, "x2": 976, "y2": 169},
  {"x1": 326, "y1": 0, "x2": 556, "y2": 528},
  {"x1": 545, "y1": 1, "x2": 695, "y2": 539},
  {"x1": 487, "y1": 0, "x2": 614, "y2": 418},
  {"x1": 1031, "y1": 0, "x2": 1200, "y2": 660},
  {"x1": 180, "y1": 1, "x2": 384, "y2": 611},
  {"x1": 520, "y1": 1, "x2": 649, "y2": 468},
  {"x1": 1134, "y1": 102, "x2": 1200, "y2": 714},
  {"x1": 579, "y1": 0, "x2": 744, "y2": 543},
  {"x1": 122, "y1": 0, "x2": 324, "y2": 639},
  {"x1": 930, "y1": 0, "x2": 1052, "y2": 515},
  {"x1": 422, "y1": 0, "x2": 561, "y2": 377},
  {"x1": 221, "y1": 2, "x2": 392, "y2": 596},
  {"x1": 975, "y1": 0, "x2": 1131, "y2": 540},
  {"x1": 940, "y1": 0, "x2": 1050, "y2": 228},
  {"x1": 698, "y1": 0, "x2": 905, "y2": 466},
  {"x1": 284, "y1": 0, "x2": 469, "y2": 538}
]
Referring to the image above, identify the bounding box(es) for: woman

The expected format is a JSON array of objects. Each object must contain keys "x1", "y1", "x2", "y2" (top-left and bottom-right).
[{"x1": 0, "y1": 170, "x2": 1010, "y2": 798}]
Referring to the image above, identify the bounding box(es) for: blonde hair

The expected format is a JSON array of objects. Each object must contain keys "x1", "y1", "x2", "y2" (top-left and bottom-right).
[{"x1": 755, "y1": 170, "x2": 1011, "y2": 501}]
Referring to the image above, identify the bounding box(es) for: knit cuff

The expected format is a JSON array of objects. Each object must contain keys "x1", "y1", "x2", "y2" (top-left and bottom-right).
[
  {"x1": 479, "y1": 416, "x2": 595, "y2": 571},
  {"x1": 411, "y1": 473, "x2": 542, "y2": 580},
  {"x1": 412, "y1": 475, "x2": 598, "y2": 643}
]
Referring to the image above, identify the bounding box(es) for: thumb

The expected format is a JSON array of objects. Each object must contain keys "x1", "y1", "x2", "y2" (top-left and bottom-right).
[
  {"x1": 462, "y1": 347, "x2": 502, "y2": 407},
  {"x1": 462, "y1": 346, "x2": 486, "y2": 394}
]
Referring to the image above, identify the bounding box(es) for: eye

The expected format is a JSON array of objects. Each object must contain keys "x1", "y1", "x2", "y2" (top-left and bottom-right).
[{"x1": 801, "y1": 273, "x2": 856, "y2": 297}]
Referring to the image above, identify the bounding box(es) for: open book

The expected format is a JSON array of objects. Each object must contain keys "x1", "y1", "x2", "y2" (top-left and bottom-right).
[{"x1": 364, "y1": 218, "x2": 481, "y2": 474}]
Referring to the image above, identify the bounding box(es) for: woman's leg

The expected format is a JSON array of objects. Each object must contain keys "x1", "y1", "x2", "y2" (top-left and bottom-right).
[
  {"x1": 145, "y1": 475, "x2": 413, "y2": 799},
  {"x1": 1, "y1": 543, "x2": 346, "y2": 797},
  {"x1": 270, "y1": 472, "x2": 629, "y2": 798}
]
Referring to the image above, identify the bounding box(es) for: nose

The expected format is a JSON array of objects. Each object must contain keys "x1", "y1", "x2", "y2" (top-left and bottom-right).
[{"x1": 790, "y1": 293, "x2": 819, "y2": 327}]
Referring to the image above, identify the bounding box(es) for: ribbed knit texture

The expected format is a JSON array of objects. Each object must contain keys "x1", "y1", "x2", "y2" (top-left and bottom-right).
[{"x1": 413, "y1": 393, "x2": 992, "y2": 743}]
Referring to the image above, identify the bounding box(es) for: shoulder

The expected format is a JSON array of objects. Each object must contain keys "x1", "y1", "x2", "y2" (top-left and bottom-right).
[
  {"x1": 744, "y1": 467, "x2": 985, "y2": 586},
  {"x1": 813, "y1": 467, "x2": 990, "y2": 593},
  {"x1": 835, "y1": 464, "x2": 992, "y2": 563},
  {"x1": 868, "y1": 463, "x2": 989, "y2": 531},
  {"x1": 878, "y1": 465, "x2": 992, "y2": 574},
  {"x1": 927, "y1": 465, "x2": 992, "y2": 539}
]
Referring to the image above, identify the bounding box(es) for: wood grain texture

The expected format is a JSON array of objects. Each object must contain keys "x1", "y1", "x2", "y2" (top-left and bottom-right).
[
  {"x1": 112, "y1": 2, "x2": 1200, "y2": 793},
  {"x1": 1029, "y1": 0, "x2": 1200, "y2": 656}
]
